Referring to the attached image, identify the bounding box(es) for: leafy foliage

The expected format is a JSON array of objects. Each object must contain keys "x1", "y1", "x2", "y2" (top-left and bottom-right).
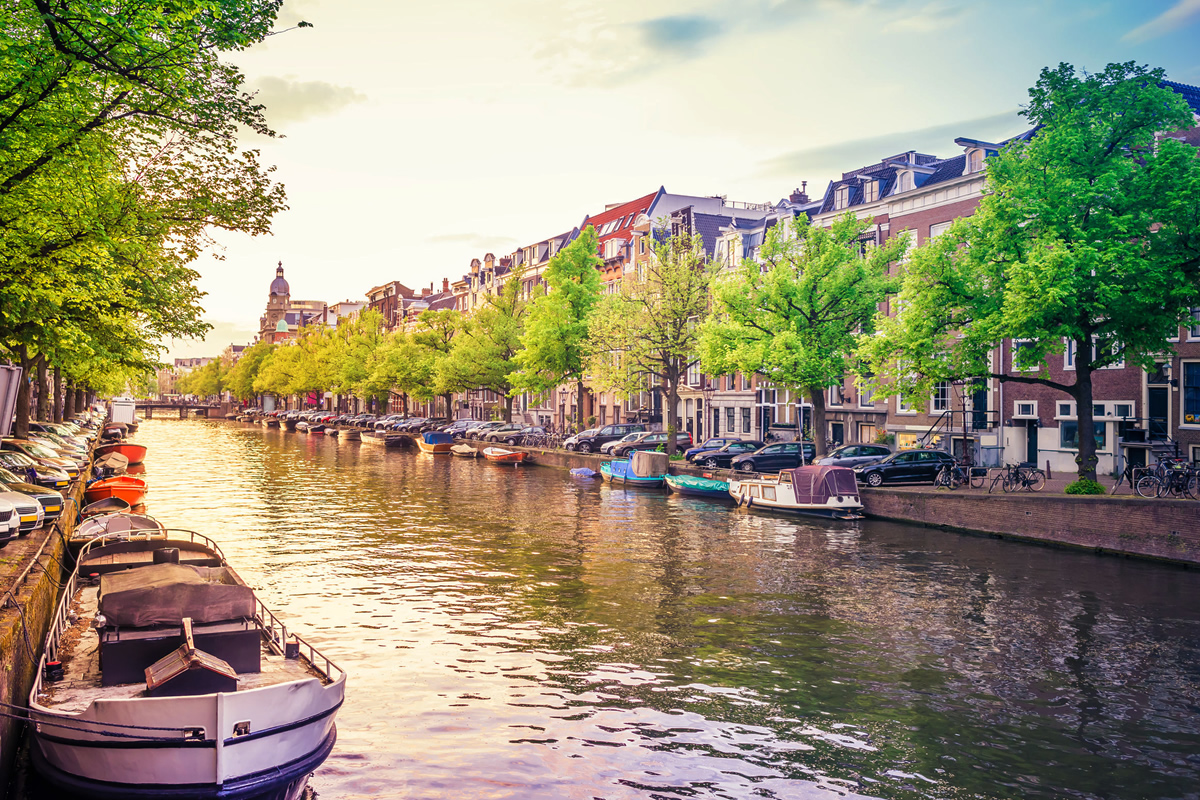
[{"x1": 1064, "y1": 478, "x2": 1106, "y2": 495}]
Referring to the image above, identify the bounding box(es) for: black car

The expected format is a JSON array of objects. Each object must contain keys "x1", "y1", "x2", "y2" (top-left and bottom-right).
[
  {"x1": 570, "y1": 423, "x2": 645, "y2": 453},
  {"x1": 493, "y1": 425, "x2": 546, "y2": 445},
  {"x1": 688, "y1": 440, "x2": 765, "y2": 469},
  {"x1": 852, "y1": 449, "x2": 956, "y2": 486},
  {"x1": 729, "y1": 441, "x2": 817, "y2": 473}
]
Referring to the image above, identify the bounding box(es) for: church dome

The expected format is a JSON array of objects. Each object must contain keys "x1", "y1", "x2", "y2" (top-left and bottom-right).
[
  {"x1": 270, "y1": 262, "x2": 289, "y2": 296},
  {"x1": 275, "y1": 319, "x2": 289, "y2": 333}
]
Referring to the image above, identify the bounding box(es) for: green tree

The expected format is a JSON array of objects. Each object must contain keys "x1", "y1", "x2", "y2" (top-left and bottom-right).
[
  {"x1": 861, "y1": 62, "x2": 1200, "y2": 480},
  {"x1": 701, "y1": 214, "x2": 906, "y2": 456},
  {"x1": 512, "y1": 227, "x2": 602, "y2": 428},
  {"x1": 587, "y1": 230, "x2": 715, "y2": 456},
  {"x1": 438, "y1": 269, "x2": 528, "y2": 421},
  {"x1": 226, "y1": 341, "x2": 274, "y2": 402}
]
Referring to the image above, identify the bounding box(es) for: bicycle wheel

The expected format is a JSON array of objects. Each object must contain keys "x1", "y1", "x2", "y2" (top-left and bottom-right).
[
  {"x1": 1135, "y1": 475, "x2": 1161, "y2": 499},
  {"x1": 1186, "y1": 475, "x2": 1199, "y2": 500},
  {"x1": 1026, "y1": 470, "x2": 1046, "y2": 492},
  {"x1": 934, "y1": 467, "x2": 951, "y2": 490},
  {"x1": 970, "y1": 470, "x2": 987, "y2": 490}
]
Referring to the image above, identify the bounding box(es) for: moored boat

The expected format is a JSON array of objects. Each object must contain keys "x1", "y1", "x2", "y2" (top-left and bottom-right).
[
  {"x1": 482, "y1": 447, "x2": 526, "y2": 464},
  {"x1": 94, "y1": 441, "x2": 147, "y2": 465},
  {"x1": 450, "y1": 443, "x2": 478, "y2": 458},
  {"x1": 84, "y1": 475, "x2": 148, "y2": 507},
  {"x1": 339, "y1": 428, "x2": 361, "y2": 441},
  {"x1": 665, "y1": 473, "x2": 731, "y2": 499},
  {"x1": 728, "y1": 465, "x2": 864, "y2": 519},
  {"x1": 29, "y1": 532, "x2": 345, "y2": 799},
  {"x1": 362, "y1": 431, "x2": 407, "y2": 447},
  {"x1": 81, "y1": 496, "x2": 132, "y2": 518},
  {"x1": 600, "y1": 451, "x2": 669, "y2": 487},
  {"x1": 70, "y1": 512, "x2": 165, "y2": 552},
  {"x1": 417, "y1": 431, "x2": 454, "y2": 454}
]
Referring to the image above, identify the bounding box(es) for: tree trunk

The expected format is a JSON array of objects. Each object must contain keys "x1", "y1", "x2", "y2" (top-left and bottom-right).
[
  {"x1": 808, "y1": 387, "x2": 828, "y2": 457},
  {"x1": 665, "y1": 371, "x2": 680, "y2": 457},
  {"x1": 52, "y1": 366, "x2": 63, "y2": 422},
  {"x1": 503, "y1": 394, "x2": 513, "y2": 423},
  {"x1": 35, "y1": 355, "x2": 48, "y2": 422},
  {"x1": 443, "y1": 393, "x2": 453, "y2": 419},
  {"x1": 64, "y1": 383, "x2": 76, "y2": 420},
  {"x1": 13, "y1": 346, "x2": 31, "y2": 438},
  {"x1": 575, "y1": 378, "x2": 585, "y2": 429},
  {"x1": 1073, "y1": 348, "x2": 1097, "y2": 482}
]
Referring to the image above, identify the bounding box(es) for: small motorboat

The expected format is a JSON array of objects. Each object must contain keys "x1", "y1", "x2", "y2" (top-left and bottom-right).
[
  {"x1": 362, "y1": 431, "x2": 408, "y2": 447},
  {"x1": 70, "y1": 512, "x2": 165, "y2": 551},
  {"x1": 482, "y1": 447, "x2": 526, "y2": 464},
  {"x1": 93, "y1": 451, "x2": 129, "y2": 478},
  {"x1": 728, "y1": 465, "x2": 864, "y2": 519},
  {"x1": 296, "y1": 421, "x2": 310, "y2": 432},
  {"x1": 450, "y1": 443, "x2": 478, "y2": 458},
  {"x1": 30, "y1": 532, "x2": 344, "y2": 799},
  {"x1": 417, "y1": 431, "x2": 454, "y2": 454},
  {"x1": 339, "y1": 428, "x2": 361, "y2": 441},
  {"x1": 262, "y1": 417, "x2": 280, "y2": 428},
  {"x1": 601, "y1": 451, "x2": 669, "y2": 487},
  {"x1": 665, "y1": 473, "x2": 731, "y2": 499},
  {"x1": 84, "y1": 475, "x2": 148, "y2": 507},
  {"x1": 81, "y1": 496, "x2": 131, "y2": 518},
  {"x1": 94, "y1": 441, "x2": 148, "y2": 465},
  {"x1": 325, "y1": 427, "x2": 339, "y2": 437}
]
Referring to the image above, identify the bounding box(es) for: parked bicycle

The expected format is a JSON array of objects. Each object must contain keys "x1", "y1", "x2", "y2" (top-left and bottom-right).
[
  {"x1": 934, "y1": 461, "x2": 971, "y2": 490},
  {"x1": 1134, "y1": 457, "x2": 1198, "y2": 499}
]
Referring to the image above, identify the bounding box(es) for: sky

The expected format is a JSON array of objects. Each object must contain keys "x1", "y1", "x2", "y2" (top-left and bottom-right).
[{"x1": 168, "y1": 0, "x2": 1200, "y2": 359}]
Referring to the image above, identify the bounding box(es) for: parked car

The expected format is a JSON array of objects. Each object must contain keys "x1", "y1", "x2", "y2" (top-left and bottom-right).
[
  {"x1": 417, "y1": 418, "x2": 450, "y2": 433},
  {"x1": 465, "y1": 421, "x2": 505, "y2": 440},
  {"x1": 493, "y1": 425, "x2": 546, "y2": 445},
  {"x1": 853, "y1": 449, "x2": 956, "y2": 486},
  {"x1": 0, "y1": 466, "x2": 63, "y2": 525},
  {"x1": 1, "y1": 439, "x2": 82, "y2": 478},
  {"x1": 688, "y1": 440, "x2": 765, "y2": 469},
  {"x1": 683, "y1": 437, "x2": 743, "y2": 461},
  {"x1": 571, "y1": 423, "x2": 646, "y2": 454},
  {"x1": 613, "y1": 431, "x2": 693, "y2": 457},
  {"x1": 484, "y1": 423, "x2": 526, "y2": 442},
  {"x1": 729, "y1": 441, "x2": 817, "y2": 473},
  {"x1": 441, "y1": 419, "x2": 478, "y2": 435},
  {"x1": 0, "y1": 452, "x2": 70, "y2": 490},
  {"x1": 600, "y1": 432, "x2": 647, "y2": 455},
  {"x1": 811, "y1": 444, "x2": 892, "y2": 469},
  {"x1": 562, "y1": 429, "x2": 598, "y2": 451}
]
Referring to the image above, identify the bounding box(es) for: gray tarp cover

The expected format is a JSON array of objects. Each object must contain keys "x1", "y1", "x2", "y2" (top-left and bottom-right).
[
  {"x1": 99, "y1": 563, "x2": 255, "y2": 627},
  {"x1": 630, "y1": 450, "x2": 669, "y2": 478},
  {"x1": 94, "y1": 452, "x2": 129, "y2": 471}
]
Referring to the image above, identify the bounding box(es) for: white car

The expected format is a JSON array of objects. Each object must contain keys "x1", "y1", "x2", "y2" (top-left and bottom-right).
[
  {"x1": 0, "y1": 490, "x2": 44, "y2": 534},
  {"x1": 0, "y1": 498, "x2": 19, "y2": 547}
]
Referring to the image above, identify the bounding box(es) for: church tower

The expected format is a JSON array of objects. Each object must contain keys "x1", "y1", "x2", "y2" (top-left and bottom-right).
[{"x1": 263, "y1": 261, "x2": 291, "y2": 336}]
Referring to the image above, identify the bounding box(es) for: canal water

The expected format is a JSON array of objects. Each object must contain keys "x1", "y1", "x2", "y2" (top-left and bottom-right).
[{"x1": 46, "y1": 420, "x2": 1200, "y2": 799}]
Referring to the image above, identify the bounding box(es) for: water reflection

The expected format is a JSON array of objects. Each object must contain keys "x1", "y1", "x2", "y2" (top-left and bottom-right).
[{"x1": 107, "y1": 421, "x2": 1200, "y2": 799}]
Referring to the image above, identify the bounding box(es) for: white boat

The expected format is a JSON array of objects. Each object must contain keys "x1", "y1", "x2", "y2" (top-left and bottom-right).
[
  {"x1": 29, "y1": 531, "x2": 345, "y2": 800},
  {"x1": 728, "y1": 465, "x2": 864, "y2": 520}
]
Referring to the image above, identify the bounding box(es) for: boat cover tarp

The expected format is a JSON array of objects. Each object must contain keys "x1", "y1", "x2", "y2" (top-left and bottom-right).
[
  {"x1": 570, "y1": 467, "x2": 597, "y2": 477},
  {"x1": 630, "y1": 450, "x2": 669, "y2": 478},
  {"x1": 100, "y1": 563, "x2": 255, "y2": 627},
  {"x1": 76, "y1": 513, "x2": 161, "y2": 540},
  {"x1": 788, "y1": 466, "x2": 859, "y2": 505},
  {"x1": 422, "y1": 431, "x2": 455, "y2": 445},
  {"x1": 667, "y1": 474, "x2": 728, "y2": 492},
  {"x1": 94, "y1": 452, "x2": 129, "y2": 472}
]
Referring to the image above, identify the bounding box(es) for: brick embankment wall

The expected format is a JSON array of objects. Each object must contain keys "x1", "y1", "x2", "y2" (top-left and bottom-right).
[
  {"x1": 0, "y1": 475, "x2": 84, "y2": 793},
  {"x1": 860, "y1": 489, "x2": 1200, "y2": 565}
]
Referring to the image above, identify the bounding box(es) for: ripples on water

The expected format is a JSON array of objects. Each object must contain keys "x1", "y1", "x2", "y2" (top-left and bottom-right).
[{"x1": 119, "y1": 421, "x2": 1200, "y2": 799}]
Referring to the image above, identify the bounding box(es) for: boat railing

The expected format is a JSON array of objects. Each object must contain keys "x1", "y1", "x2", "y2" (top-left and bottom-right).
[
  {"x1": 76, "y1": 527, "x2": 226, "y2": 561},
  {"x1": 254, "y1": 596, "x2": 345, "y2": 683}
]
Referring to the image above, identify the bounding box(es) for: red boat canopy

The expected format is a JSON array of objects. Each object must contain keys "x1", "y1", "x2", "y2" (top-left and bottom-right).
[{"x1": 787, "y1": 466, "x2": 859, "y2": 505}]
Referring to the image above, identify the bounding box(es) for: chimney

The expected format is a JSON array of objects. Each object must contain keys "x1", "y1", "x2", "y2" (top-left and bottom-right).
[
  {"x1": 442, "y1": 278, "x2": 450, "y2": 293},
  {"x1": 790, "y1": 181, "x2": 809, "y2": 204},
  {"x1": 421, "y1": 287, "x2": 431, "y2": 298}
]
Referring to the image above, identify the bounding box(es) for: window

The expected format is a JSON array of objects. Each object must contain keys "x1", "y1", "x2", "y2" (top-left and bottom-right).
[
  {"x1": 929, "y1": 222, "x2": 951, "y2": 238},
  {"x1": 862, "y1": 180, "x2": 878, "y2": 203},
  {"x1": 727, "y1": 407, "x2": 736, "y2": 432},
  {"x1": 834, "y1": 186, "x2": 850, "y2": 209},
  {"x1": 968, "y1": 149, "x2": 984, "y2": 173},
  {"x1": 1064, "y1": 338, "x2": 1076, "y2": 369},
  {"x1": 897, "y1": 394, "x2": 914, "y2": 414},
  {"x1": 1060, "y1": 420, "x2": 1107, "y2": 450},
  {"x1": 1115, "y1": 403, "x2": 1133, "y2": 419},
  {"x1": 898, "y1": 171, "x2": 913, "y2": 192},
  {"x1": 1011, "y1": 339, "x2": 1039, "y2": 372},
  {"x1": 896, "y1": 229, "x2": 917, "y2": 264},
  {"x1": 828, "y1": 383, "x2": 844, "y2": 406},
  {"x1": 1185, "y1": 363, "x2": 1200, "y2": 424},
  {"x1": 1015, "y1": 401, "x2": 1036, "y2": 418},
  {"x1": 932, "y1": 382, "x2": 950, "y2": 412},
  {"x1": 712, "y1": 408, "x2": 720, "y2": 435},
  {"x1": 859, "y1": 382, "x2": 874, "y2": 408},
  {"x1": 1058, "y1": 402, "x2": 1073, "y2": 418},
  {"x1": 1190, "y1": 308, "x2": 1200, "y2": 340},
  {"x1": 742, "y1": 407, "x2": 751, "y2": 434}
]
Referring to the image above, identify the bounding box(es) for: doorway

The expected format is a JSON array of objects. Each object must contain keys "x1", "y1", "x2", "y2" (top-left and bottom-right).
[
  {"x1": 1148, "y1": 387, "x2": 1168, "y2": 439},
  {"x1": 830, "y1": 422, "x2": 844, "y2": 447},
  {"x1": 1025, "y1": 420, "x2": 1039, "y2": 464}
]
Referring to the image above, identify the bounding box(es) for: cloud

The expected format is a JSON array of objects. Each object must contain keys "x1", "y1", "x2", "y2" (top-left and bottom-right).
[
  {"x1": 166, "y1": 320, "x2": 261, "y2": 361},
  {"x1": 426, "y1": 233, "x2": 521, "y2": 251},
  {"x1": 1124, "y1": 0, "x2": 1200, "y2": 43},
  {"x1": 883, "y1": 1, "x2": 967, "y2": 32},
  {"x1": 758, "y1": 109, "x2": 1025, "y2": 179},
  {"x1": 637, "y1": 14, "x2": 724, "y2": 54},
  {"x1": 249, "y1": 76, "x2": 366, "y2": 125}
]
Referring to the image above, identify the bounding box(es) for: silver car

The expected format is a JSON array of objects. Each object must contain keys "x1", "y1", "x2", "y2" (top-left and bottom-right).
[{"x1": 811, "y1": 444, "x2": 892, "y2": 468}]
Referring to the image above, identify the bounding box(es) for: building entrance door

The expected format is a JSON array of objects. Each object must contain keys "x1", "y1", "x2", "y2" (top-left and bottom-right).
[
  {"x1": 1148, "y1": 387, "x2": 1168, "y2": 439},
  {"x1": 1025, "y1": 421, "x2": 1039, "y2": 464}
]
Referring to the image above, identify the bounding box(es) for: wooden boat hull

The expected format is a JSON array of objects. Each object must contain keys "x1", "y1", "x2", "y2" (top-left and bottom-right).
[
  {"x1": 482, "y1": 447, "x2": 526, "y2": 464},
  {"x1": 362, "y1": 433, "x2": 407, "y2": 447},
  {"x1": 94, "y1": 442, "x2": 148, "y2": 465},
  {"x1": 417, "y1": 440, "x2": 452, "y2": 454}
]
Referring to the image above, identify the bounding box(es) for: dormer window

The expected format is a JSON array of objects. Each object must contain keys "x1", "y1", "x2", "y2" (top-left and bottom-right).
[
  {"x1": 862, "y1": 180, "x2": 878, "y2": 203},
  {"x1": 968, "y1": 149, "x2": 984, "y2": 173},
  {"x1": 897, "y1": 171, "x2": 913, "y2": 193},
  {"x1": 834, "y1": 186, "x2": 850, "y2": 209}
]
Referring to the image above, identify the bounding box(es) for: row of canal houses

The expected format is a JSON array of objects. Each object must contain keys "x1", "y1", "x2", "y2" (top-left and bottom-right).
[{"x1": 326, "y1": 81, "x2": 1200, "y2": 476}]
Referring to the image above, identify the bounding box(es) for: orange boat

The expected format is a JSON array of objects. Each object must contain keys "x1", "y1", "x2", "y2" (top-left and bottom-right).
[
  {"x1": 482, "y1": 447, "x2": 526, "y2": 465},
  {"x1": 83, "y1": 475, "x2": 148, "y2": 507},
  {"x1": 93, "y1": 441, "x2": 148, "y2": 465}
]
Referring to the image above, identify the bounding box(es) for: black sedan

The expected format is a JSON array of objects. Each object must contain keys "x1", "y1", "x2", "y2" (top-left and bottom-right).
[
  {"x1": 852, "y1": 449, "x2": 956, "y2": 486},
  {"x1": 729, "y1": 441, "x2": 816, "y2": 473},
  {"x1": 688, "y1": 440, "x2": 764, "y2": 469}
]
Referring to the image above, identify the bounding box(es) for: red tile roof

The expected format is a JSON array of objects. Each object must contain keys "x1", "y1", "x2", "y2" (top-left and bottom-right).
[{"x1": 582, "y1": 191, "x2": 657, "y2": 246}]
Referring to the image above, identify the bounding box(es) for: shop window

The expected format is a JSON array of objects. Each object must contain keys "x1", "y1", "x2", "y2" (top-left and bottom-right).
[
  {"x1": 1059, "y1": 420, "x2": 1107, "y2": 450},
  {"x1": 1185, "y1": 363, "x2": 1200, "y2": 424}
]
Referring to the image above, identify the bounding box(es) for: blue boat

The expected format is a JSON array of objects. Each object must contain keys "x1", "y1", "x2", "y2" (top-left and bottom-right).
[
  {"x1": 664, "y1": 473, "x2": 730, "y2": 499},
  {"x1": 417, "y1": 430, "x2": 455, "y2": 454},
  {"x1": 600, "y1": 451, "x2": 669, "y2": 487}
]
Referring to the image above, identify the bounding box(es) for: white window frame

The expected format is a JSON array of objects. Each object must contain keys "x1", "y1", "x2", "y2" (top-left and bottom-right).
[
  {"x1": 828, "y1": 383, "x2": 844, "y2": 407},
  {"x1": 862, "y1": 180, "x2": 878, "y2": 203},
  {"x1": 896, "y1": 394, "x2": 917, "y2": 415},
  {"x1": 929, "y1": 221, "x2": 951, "y2": 239},
  {"x1": 931, "y1": 382, "x2": 950, "y2": 413},
  {"x1": 834, "y1": 186, "x2": 850, "y2": 209},
  {"x1": 1189, "y1": 308, "x2": 1200, "y2": 341},
  {"x1": 858, "y1": 382, "x2": 875, "y2": 408},
  {"x1": 1013, "y1": 400, "x2": 1037, "y2": 419}
]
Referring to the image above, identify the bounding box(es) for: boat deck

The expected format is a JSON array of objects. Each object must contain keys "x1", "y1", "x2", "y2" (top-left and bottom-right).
[{"x1": 39, "y1": 586, "x2": 326, "y2": 714}]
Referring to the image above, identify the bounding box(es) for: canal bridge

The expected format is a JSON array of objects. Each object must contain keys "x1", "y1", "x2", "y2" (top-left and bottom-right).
[{"x1": 134, "y1": 400, "x2": 227, "y2": 419}]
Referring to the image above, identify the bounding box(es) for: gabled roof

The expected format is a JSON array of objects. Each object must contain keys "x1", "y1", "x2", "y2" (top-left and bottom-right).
[{"x1": 581, "y1": 192, "x2": 658, "y2": 246}]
